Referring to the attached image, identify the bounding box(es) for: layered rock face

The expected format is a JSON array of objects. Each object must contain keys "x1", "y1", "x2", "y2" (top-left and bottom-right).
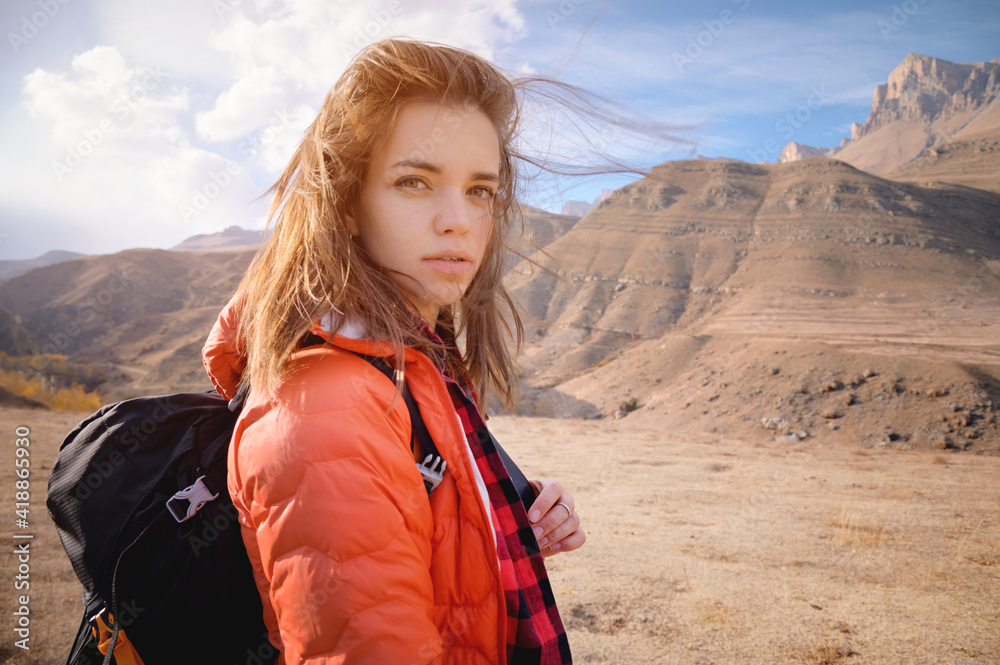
[{"x1": 507, "y1": 157, "x2": 1000, "y2": 452}]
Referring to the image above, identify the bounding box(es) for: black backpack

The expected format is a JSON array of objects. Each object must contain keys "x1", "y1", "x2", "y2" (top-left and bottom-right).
[{"x1": 46, "y1": 355, "x2": 447, "y2": 665}]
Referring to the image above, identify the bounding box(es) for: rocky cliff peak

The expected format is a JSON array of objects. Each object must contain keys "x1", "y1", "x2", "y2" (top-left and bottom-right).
[
  {"x1": 858, "y1": 53, "x2": 1000, "y2": 139},
  {"x1": 779, "y1": 53, "x2": 1000, "y2": 176},
  {"x1": 777, "y1": 142, "x2": 834, "y2": 164}
]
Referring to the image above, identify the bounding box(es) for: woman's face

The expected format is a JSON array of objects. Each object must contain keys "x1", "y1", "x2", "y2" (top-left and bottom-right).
[{"x1": 348, "y1": 101, "x2": 500, "y2": 327}]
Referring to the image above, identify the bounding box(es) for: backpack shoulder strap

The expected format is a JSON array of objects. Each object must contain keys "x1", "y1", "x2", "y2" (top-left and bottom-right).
[
  {"x1": 360, "y1": 354, "x2": 445, "y2": 493},
  {"x1": 294, "y1": 334, "x2": 445, "y2": 493}
]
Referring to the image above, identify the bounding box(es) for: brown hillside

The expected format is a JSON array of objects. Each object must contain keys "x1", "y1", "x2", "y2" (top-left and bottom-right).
[
  {"x1": 0, "y1": 248, "x2": 255, "y2": 398},
  {"x1": 887, "y1": 128, "x2": 1000, "y2": 194},
  {"x1": 0, "y1": 250, "x2": 86, "y2": 282},
  {"x1": 0, "y1": 206, "x2": 575, "y2": 400},
  {"x1": 507, "y1": 158, "x2": 1000, "y2": 453}
]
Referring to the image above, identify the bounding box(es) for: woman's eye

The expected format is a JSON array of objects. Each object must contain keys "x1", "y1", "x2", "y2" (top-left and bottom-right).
[
  {"x1": 398, "y1": 177, "x2": 425, "y2": 189},
  {"x1": 470, "y1": 185, "x2": 495, "y2": 199}
]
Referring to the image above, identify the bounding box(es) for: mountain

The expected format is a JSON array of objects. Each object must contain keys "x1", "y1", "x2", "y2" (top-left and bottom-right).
[
  {"x1": 3, "y1": 54, "x2": 999, "y2": 453},
  {"x1": 506, "y1": 157, "x2": 1000, "y2": 452},
  {"x1": 0, "y1": 248, "x2": 255, "y2": 398},
  {"x1": 169, "y1": 225, "x2": 270, "y2": 252},
  {"x1": 561, "y1": 200, "x2": 593, "y2": 217},
  {"x1": 779, "y1": 54, "x2": 1000, "y2": 183},
  {"x1": 169, "y1": 208, "x2": 580, "y2": 255},
  {"x1": 0, "y1": 205, "x2": 580, "y2": 400},
  {"x1": 778, "y1": 142, "x2": 835, "y2": 163},
  {"x1": 518, "y1": 206, "x2": 581, "y2": 249},
  {"x1": 0, "y1": 250, "x2": 86, "y2": 282},
  {"x1": 886, "y1": 131, "x2": 1000, "y2": 194}
]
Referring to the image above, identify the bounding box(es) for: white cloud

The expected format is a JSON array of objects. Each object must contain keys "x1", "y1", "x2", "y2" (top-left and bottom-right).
[
  {"x1": 90, "y1": 0, "x2": 236, "y2": 89},
  {"x1": 8, "y1": 0, "x2": 987, "y2": 257},
  {"x1": 196, "y1": 0, "x2": 529, "y2": 147},
  {"x1": 0, "y1": 0, "x2": 533, "y2": 259},
  {"x1": 195, "y1": 64, "x2": 287, "y2": 142},
  {"x1": 4, "y1": 44, "x2": 265, "y2": 257}
]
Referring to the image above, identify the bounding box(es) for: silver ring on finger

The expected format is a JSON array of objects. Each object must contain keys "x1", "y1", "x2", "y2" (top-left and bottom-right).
[{"x1": 557, "y1": 501, "x2": 573, "y2": 518}]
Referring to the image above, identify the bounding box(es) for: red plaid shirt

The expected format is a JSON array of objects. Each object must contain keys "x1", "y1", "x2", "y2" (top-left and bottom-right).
[{"x1": 423, "y1": 327, "x2": 572, "y2": 665}]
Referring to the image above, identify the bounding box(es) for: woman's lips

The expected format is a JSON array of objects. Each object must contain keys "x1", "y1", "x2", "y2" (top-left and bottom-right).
[{"x1": 423, "y1": 257, "x2": 474, "y2": 275}]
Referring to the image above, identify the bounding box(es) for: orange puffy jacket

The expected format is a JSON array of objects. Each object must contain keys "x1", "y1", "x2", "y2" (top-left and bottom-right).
[{"x1": 202, "y1": 302, "x2": 505, "y2": 664}]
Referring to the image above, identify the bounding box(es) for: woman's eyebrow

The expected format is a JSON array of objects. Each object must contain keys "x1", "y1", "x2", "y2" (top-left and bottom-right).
[
  {"x1": 389, "y1": 159, "x2": 498, "y2": 182},
  {"x1": 390, "y1": 158, "x2": 442, "y2": 173}
]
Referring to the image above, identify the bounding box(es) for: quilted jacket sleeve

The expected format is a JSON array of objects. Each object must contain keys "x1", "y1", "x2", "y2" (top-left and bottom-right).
[{"x1": 230, "y1": 351, "x2": 442, "y2": 664}]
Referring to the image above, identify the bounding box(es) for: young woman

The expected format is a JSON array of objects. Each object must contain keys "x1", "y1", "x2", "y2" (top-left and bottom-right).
[{"x1": 202, "y1": 39, "x2": 585, "y2": 664}]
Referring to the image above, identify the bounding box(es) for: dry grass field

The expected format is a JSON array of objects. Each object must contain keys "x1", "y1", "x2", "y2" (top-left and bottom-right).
[{"x1": 0, "y1": 406, "x2": 997, "y2": 665}]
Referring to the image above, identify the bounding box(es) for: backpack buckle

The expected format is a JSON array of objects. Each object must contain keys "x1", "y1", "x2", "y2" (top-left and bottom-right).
[
  {"x1": 416, "y1": 455, "x2": 447, "y2": 493},
  {"x1": 166, "y1": 475, "x2": 219, "y2": 522}
]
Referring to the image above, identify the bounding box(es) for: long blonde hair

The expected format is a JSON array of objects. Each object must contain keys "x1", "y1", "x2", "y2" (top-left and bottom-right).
[{"x1": 234, "y1": 39, "x2": 524, "y2": 405}]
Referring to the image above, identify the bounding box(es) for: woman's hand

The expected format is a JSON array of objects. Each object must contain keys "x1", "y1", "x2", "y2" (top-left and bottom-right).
[{"x1": 527, "y1": 479, "x2": 586, "y2": 557}]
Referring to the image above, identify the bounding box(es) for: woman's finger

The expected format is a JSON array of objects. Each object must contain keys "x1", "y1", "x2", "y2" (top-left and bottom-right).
[
  {"x1": 536, "y1": 510, "x2": 581, "y2": 549},
  {"x1": 541, "y1": 526, "x2": 587, "y2": 557},
  {"x1": 527, "y1": 479, "x2": 564, "y2": 524},
  {"x1": 530, "y1": 494, "x2": 575, "y2": 543}
]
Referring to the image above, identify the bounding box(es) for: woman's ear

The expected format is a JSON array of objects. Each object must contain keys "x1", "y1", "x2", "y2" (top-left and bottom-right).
[{"x1": 344, "y1": 209, "x2": 361, "y2": 237}]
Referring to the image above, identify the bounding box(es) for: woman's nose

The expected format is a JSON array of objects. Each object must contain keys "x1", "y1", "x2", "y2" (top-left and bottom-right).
[{"x1": 433, "y1": 188, "x2": 473, "y2": 235}]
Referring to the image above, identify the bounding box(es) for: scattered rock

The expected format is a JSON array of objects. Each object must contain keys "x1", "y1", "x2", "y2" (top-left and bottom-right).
[
  {"x1": 822, "y1": 407, "x2": 843, "y2": 419},
  {"x1": 823, "y1": 380, "x2": 844, "y2": 392},
  {"x1": 863, "y1": 368, "x2": 876, "y2": 378},
  {"x1": 769, "y1": 367, "x2": 780, "y2": 375},
  {"x1": 761, "y1": 417, "x2": 789, "y2": 431},
  {"x1": 935, "y1": 440, "x2": 950, "y2": 450},
  {"x1": 827, "y1": 423, "x2": 840, "y2": 431},
  {"x1": 843, "y1": 394, "x2": 858, "y2": 406},
  {"x1": 615, "y1": 410, "x2": 629, "y2": 420},
  {"x1": 776, "y1": 430, "x2": 809, "y2": 443}
]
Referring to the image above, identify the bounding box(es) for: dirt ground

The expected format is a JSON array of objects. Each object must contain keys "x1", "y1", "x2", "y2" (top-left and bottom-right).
[{"x1": 0, "y1": 406, "x2": 997, "y2": 665}]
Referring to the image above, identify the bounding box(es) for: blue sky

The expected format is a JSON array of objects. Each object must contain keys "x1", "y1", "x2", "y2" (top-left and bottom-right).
[{"x1": 0, "y1": 0, "x2": 997, "y2": 260}]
